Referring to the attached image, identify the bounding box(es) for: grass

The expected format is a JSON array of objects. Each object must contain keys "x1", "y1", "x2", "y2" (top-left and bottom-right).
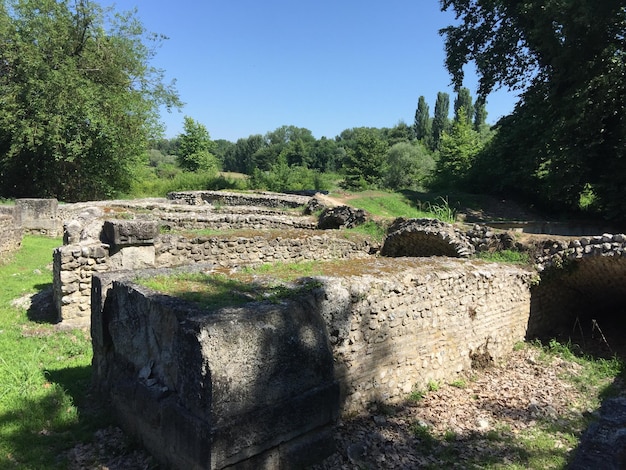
[
  {"x1": 137, "y1": 263, "x2": 327, "y2": 310},
  {"x1": 477, "y1": 249, "x2": 531, "y2": 265},
  {"x1": 343, "y1": 220, "x2": 388, "y2": 243},
  {"x1": 335, "y1": 190, "x2": 457, "y2": 222},
  {"x1": 0, "y1": 236, "x2": 106, "y2": 469}
]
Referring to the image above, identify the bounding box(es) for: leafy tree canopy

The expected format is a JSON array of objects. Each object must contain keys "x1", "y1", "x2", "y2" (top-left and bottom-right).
[
  {"x1": 177, "y1": 116, "x2": 218, "y2": 172},
  {"x1": 0, "y1": 0, "x2": 181, "y2": 201},
  {"x1": 441, "y1": 0, "x2": 626, "y2": 219}
]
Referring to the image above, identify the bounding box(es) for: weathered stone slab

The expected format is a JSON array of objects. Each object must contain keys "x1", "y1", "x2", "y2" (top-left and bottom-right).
[
  {"x1": 318, "y1": 205, "x2": 367, "y2": 229},
  {"x1": 15, "y1": 198, "x2": 60, "y2": 236},
  {"x1": 92, "y1": 268, "x2": 339, "y2": 469},
  {"x1": 102, "y1": 220, "x2": 158, "y2": 247}
]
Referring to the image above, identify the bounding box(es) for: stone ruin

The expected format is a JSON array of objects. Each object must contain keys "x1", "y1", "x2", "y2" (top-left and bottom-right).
[
  {"x1": 92, "y1": 258, "x2": 532, "y2": 469},
  {"x1": 6, "y1": 190, "x2": 626, "y2": 468}
]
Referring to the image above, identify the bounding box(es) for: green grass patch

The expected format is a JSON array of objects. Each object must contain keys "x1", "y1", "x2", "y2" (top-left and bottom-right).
[
  {"x1": 343, "y1": 220, "x2": 387, "y2": 243},
  {"x1": 476, "y1": 249, "x2": 530, "y2": 264},
  {"x1": 137, "y1": 264, "x2": 325, "y2": 310},
  {"x1": 337, "y1": 190, "x2": 456, "y2": 222},
  {"x1": 0, "y1": 236, "x2": 111, "y2": 469}
]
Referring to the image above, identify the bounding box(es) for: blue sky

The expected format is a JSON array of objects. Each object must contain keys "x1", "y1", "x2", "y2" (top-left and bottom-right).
[{"x1": 101, "y1": 0, "x2": 519, "y2": 141}]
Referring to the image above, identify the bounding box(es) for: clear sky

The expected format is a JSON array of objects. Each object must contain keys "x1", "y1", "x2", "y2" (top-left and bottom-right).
[{"x1": 101, "y1": 0, "x2": 519, "y2": 141}]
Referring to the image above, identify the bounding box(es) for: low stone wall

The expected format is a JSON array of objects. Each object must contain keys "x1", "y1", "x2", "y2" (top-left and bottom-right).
[
  {"x1": 54, "y1": 224, "x2": 374, "y2": 325},
  {"x1": 158, "y1": 210, "x2": 317, "y2": 231},
  {"x1": 15, "y1": 198, "x2": 61, "y2": 236},
  {"x1": 0, "y1": 213, "x2": 22, "y2": 261},
  {"x1": 168, "y1": 190, "x2": 312, "y2": 208},
  {"x1": 91, "y1": 258, "x2": 533, "y2": 469},
  {"x1": 155, "y1": 233, "x2": 374, "y2": 267}
]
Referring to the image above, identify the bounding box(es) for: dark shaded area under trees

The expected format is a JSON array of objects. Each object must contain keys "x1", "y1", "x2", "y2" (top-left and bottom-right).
[{"x1": 440, "y1": 0, "x2": 626, "y2": 222}]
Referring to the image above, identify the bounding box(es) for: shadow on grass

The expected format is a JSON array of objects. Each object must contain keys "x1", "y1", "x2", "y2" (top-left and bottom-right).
[
  {"x1": 26, "y1": 283, "x2": 58, "y2": 324},
  {"x1": 0, "y1": 365, "x2": 116, "y2": 469}
]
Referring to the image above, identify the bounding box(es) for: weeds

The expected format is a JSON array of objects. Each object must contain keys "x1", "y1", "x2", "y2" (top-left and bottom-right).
[
  {"x1": 417, "y1": 196, "x2": 456, "y2": 223},
  {"x1": 477, "y1": 249, "x2": 530, "y2": 264}
]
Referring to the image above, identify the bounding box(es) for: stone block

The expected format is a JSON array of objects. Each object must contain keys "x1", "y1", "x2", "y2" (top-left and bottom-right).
[
  {"x1": 15, "y1": 198, "x2": 59, "y2": 235},
  {"x1": 102, "y1": 220, "x2": 158, "y2": 247}
]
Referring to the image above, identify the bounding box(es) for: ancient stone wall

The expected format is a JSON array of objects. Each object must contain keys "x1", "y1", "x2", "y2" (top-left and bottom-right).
[
  {"x1": 155, "y1": 233, "x2": 374, "y2": 267},
  {"x1": 54, "y1": 225, "x2": 374, "y2": 325},
  {"x1": 91, "y1": 258, "x2": 533, "y2": 469},
  {"x1": 168, "y1": 190, "x2": 311, "y2": 208},
  {"x1": 0, "y1": 213, "x2": 22, "y2": 261},
  {"x1": 15, "y1": 198, "x2": 61, "y2": 236}
]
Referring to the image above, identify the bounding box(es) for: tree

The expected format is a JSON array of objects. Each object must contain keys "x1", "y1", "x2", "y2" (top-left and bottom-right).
[
  {"x1": 431, "y1": 92, "x2": 450, "y2": 150},
  {"x1": 384, "y1": 121, "x2": 414, "y2": 147},
  {"x1": 0, "y1": 0, "x2": 181, "y2": 201},
  {"x1": 473, "y1": 99, "x2": 488, "y2": 132},
  {"x1": 432, "y1": 111, "x2": 483, "y2": 189},
  {"x1": 222, "y1": 135, "x2": 266, "y2": 174},
  {"x1": 342, "y1": 128, "x2": 388, "y2": 189},
  {"x1": 177, "y1": 117, "x2": 218, "y2": 172},
  {"x1": 440, "y1": 0, "x2": 626, "y2": 219},
  {"x1": 308, "y1": 137, "x2": 345, "y2": 172},
  {"x1": 453, "y1": 87, "x2": 473, "y2": 125},
  {"x1": 383, "y1": 142, "x2": 434, "y2": 191},
  {"x1": 414, "y1": 96, "x2": 432, "y2": 145}
]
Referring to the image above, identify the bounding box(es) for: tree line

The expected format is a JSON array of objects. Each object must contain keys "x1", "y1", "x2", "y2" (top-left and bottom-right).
[
  {"x1": 150, "y1": 83, "x2": 490, "y2": 195},
  {"x1": 1, "y1": 0, "x2": 623, "y2": 224}
]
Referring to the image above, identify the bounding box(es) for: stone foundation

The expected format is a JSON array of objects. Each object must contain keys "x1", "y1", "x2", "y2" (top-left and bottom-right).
[
  {"x1": 54, "y1": 223, "x2": 374, "y2": 324},
  {"x1": 91, "y1": 258, "x2": 533, "y2": 469},
  {"x1": 0, "y1": 213, "x2": 22, "y2": 261},
  {"x1": 15, "y1": 198, "x2": 61, "y2": 236}
]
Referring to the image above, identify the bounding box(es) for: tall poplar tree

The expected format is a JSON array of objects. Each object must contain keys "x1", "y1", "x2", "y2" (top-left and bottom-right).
[
  {"x1": 453, "y1": 87, "x2": 474, "y2": 124},
  {"x1": 413, "y1": 96, "x2": 432, "y2": 145},
  {"x1": 431, "y1": 92, "x2": 450, "y2": 150}
]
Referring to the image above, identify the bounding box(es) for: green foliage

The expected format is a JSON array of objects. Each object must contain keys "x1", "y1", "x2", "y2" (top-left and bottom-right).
[
  {"x1": 383, "y1": 141, "x2": 435, "y2": 191},
  {"x1": 223, "y1": 134, "x2": 266, "y2": 174},
  {"x1": 441, "y1": 0, "x2": 626, "y2": 221},
  {"x1": 341, "y1": 128, "x2": 389, "y2": 189},
  {"x1": 128, "y1": 166, "x2": 239, "y2": 197},
  {"x1": 431, "y1": 92, "x2": 450, "y2": 150},
  {"x1": 248, "y1": 155, "x2": 331, "y2": 193},
  {"x1": 477, "y1": 249, "x2": 530, "y2": 265},
  {"x1": 414, "y1": 95, "x2": 432, "y2": 145},
  {"x1": 432, "y1": 114, "x2": 484, "y2": 189},
  {"x1": 177, "y1": 116, "x2": 219, "y2": 172},
  {"x1": 0, "y1": 0, "x2": 181, "y2": 202},
  {"x1": 416, "y1": 196, "x2": 457, "y2": 223},
  {"x1": 453, "y1": 87, "x2": 474, "y2": 125},
  {"x1": 449, "y1": 379, "x2": 467, "y2": 389},
  {"x1": 427, "y1": 380, "x2": 440, "y2": 392}
]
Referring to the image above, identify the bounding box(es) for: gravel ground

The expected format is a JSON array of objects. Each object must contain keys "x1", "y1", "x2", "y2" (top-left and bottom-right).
[{"x1": 312, "y1": 346, "x2": 591, "y2": 469}]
